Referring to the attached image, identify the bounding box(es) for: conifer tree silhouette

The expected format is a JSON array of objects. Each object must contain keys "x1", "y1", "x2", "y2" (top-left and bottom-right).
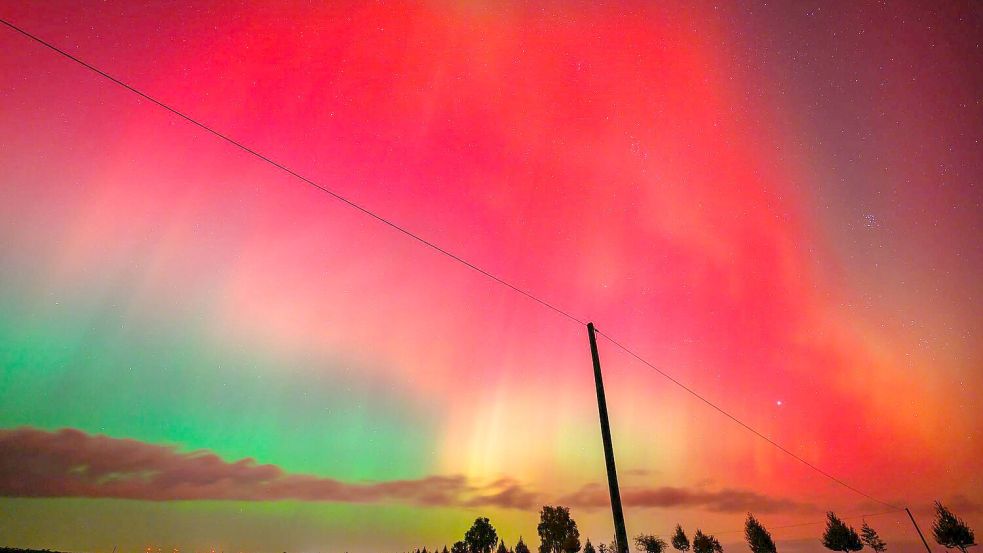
[
  {"x1": 692, "y1": 531, "x2": 723, "y2": 553},
  {"x1": 516, "y1": 538, "x2": 531, "y2": 553},
  {"x1": 821, "y1": 512, "x2": 863, "y2": 553},
  {"x1": 933, "y1": 502, "x2": 976, "y2": 553},
  {"x1": 860, "y1": 521, "x2": 886, "y2": 553},
  {"x1": 671, "y1": 526, "x2": 690, "y2": 553},
  {"x1": 745, "y1": 514, "x2": 777, "y2": 553}
]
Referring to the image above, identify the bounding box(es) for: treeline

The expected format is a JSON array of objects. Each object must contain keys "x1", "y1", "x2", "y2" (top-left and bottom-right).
[
  {"x1": 0, "y1": 549, "x2": 75, "y2": 553},
  {"x1": 403, "y1": 501, "x2": 976, "y2": 553}
]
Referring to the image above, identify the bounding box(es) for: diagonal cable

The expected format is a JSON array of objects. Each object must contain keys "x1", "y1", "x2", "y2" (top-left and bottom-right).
[
  {"x1": 594, "y1": 327, "x2": 900, "y2": 510},
  {"x1": 1, "y1": 16, "x2": 901, "y2": 512},
  {"x1": 0, "y1": 17, "x2": 585, "y2": 328}
]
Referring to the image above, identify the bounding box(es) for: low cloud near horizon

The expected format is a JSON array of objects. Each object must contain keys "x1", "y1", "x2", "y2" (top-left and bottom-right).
[{"x1": 0, "y1": 427, "x2": 806, "y2": 513}]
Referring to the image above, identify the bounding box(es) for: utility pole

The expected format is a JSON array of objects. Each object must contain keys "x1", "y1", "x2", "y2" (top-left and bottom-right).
[
  {"x1": 587, "y1": 322, "x2": 629, "y2": 553},
  {"x1": 906, "y1": 507, "x2": 933, "y2": 553}
]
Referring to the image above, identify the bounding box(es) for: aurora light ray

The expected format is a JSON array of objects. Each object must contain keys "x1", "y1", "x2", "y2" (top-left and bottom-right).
[{"x1": 0, "y1": 2, "x2": 980, "y2": 553}]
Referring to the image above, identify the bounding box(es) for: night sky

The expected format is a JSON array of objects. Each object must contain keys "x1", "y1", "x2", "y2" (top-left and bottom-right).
[{"x1": 0, "y1": 2, "x2": 980, "y2": 553}]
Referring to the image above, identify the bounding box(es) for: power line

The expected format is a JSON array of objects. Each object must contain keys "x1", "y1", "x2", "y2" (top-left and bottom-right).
[
  {"x1": 710, "y1": 508, "x2": 905, "y2": 536},
  {"x1": 1, "y1": 16, "x2": 899, "y2": 513},
  {"x1": 594, "y1": 328, "x2": 900, "y2": 510},
  {"x1": 0, "y1": 17, "x2": 585, "y2": 328}
]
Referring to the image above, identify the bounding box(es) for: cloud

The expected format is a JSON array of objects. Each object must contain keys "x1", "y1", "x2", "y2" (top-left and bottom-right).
[
  {"x1": 464, "y1": 478, "x2": 541, "y2": 510},
  {"x1": 945, "y1": 495, "x2": 983, "y2": 515},
  {"x1": 0, "y1": 427, "x2": 806, "y2": 515},
  {"x1": 893, "y1": 495, "x2": 983, "y2": 517},
  {"x1": 622, "y1": 468, "x2": 659, "y2": 478},
  {"x1": 0, "y1": 427, "x2": 475, "y2": 504},
  {"x1": 559, "y1": 483, "x2": 811, "y2": 513}
]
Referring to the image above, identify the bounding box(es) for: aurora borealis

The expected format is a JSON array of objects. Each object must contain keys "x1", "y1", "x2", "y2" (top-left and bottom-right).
[{"x1": 0, "y1": 1, "x2": 980, "y2": 552}]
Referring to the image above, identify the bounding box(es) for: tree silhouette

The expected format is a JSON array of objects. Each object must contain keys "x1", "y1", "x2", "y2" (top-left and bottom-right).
[
  {"x1": 584, "y1": 540, "x2": 596, "y2": 553},
  {"x1": 933, "y1": 502, "x2": 977, "y2": 553},
  {"x1": 538, "y1": 506, "x2": 582, "y2": 553},
  {"x1": 516, "y1": 538, "x2": 531, "y2": 553},
  {"x1": 821, "y1": 512, "x2": 863, "y2": 553},
  {"x1": 671, "y1": 526, "x2": 690, "y2": 553},
  {"x1": 860, "y1": 522, "x2": 886, "y2": 552},
  {"x1": 498, "y1": 543, "x2": 509, "y2": 553},
  {"x1": 634, "y1": 535, "x2": 668, "y2": 553},
  {"x1": 465, "y1": 518, "x2": 499, "y2": 553},
  {"x1": 598, "y1": 537, "x2": 625, "y2": 553},
  {"x1": 692, "y1": 531, "x2": 723, "y2": 553},
  {"x1": 745, "y1": 514, "x2": 777, "y2": 553},
  {"x1": 453, "y1": 542, "x2": 468, "y2": 553}
]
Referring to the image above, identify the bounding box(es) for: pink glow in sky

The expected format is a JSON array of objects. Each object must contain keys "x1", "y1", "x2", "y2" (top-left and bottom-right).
[{"x1": 0, "y1": 2, "x2": 980, "y2": 553}]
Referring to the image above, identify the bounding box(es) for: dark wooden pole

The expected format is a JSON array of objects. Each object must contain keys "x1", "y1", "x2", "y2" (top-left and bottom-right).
[
  {"x1": 587, "y1": 322, "x2": 629, "y2": 553},
  {"x1": 906, "y1": 507, "x2": 933, "y2": 553}
]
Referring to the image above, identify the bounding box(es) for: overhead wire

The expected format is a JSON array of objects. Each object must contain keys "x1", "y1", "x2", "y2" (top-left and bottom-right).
[
  {"x1": 0, "y1": 18, "x2": 585, "y2": 329},
  {"x1": 710, "y1": 508, "x2": 906, "y2": 536},
  {"x1": 0, "y1": 16, "x2": 900, "y2": 513},
  {"x1": 594, "y1": 328, "x2": 900, "y2": 511}
]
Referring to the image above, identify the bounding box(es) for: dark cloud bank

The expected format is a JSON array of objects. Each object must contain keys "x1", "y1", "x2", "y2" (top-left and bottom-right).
[{"x1": 0, "y1": 427, "x2": 805, "y2": 513}]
